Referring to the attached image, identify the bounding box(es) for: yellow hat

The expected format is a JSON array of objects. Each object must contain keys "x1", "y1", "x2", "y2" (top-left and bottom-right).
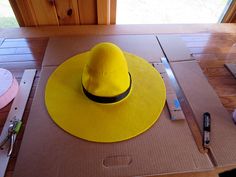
[
  {"x1": 45, "y1": 42, "x2": 166, "y2": 142},
  {"x1": 82, "y1": 43, "x2": 131, "y2": 103}
]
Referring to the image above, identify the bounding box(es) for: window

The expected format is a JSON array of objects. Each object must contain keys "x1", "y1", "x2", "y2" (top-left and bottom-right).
[
  {"x1": 117, "y1": 0, "x2": 232, "y2": 24},
  {"x1": 0, "y1": 0, "x2": 18, "y2": 27}
]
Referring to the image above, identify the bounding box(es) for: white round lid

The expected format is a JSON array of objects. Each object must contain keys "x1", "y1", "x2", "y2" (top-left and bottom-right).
[{"x1": 0, "y1": 68, "x2": 14, "y2": 97}]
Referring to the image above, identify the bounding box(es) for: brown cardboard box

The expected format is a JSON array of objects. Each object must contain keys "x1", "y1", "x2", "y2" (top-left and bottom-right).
[{"x1": 13, "y1": 35, "x2": 213, "y2": 177}]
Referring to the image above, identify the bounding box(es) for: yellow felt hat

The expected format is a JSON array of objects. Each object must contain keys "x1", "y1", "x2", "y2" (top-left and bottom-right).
[
  {"x1": 45, "y1": 42, "x2": 166, "y2": 142},
  {"x1": 82, "y1": 43, "x2": 131, "y2": 102}
]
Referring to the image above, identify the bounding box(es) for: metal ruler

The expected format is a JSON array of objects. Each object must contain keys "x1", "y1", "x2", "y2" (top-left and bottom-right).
[
  {"x1": 154, "y1": 63, "x2": 185, "y2": 121},
  {"x1": 156, "y1": 37, "x2": 207, "y2": 154},
  {"x1": 0, "y1": 69, "x2": 36, "y2": 177}
]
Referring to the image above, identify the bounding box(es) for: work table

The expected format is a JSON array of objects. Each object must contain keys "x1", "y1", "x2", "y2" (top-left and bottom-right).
[{"x1": 0, "y1": 24, "x2": 236, "y2": 177}]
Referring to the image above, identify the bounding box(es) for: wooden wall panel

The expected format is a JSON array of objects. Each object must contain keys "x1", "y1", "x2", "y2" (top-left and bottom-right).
[
  {"x1": 110, "y1": 0, "x2": 116, "y2": 24},
  {"x1": 30, "y1": 0, "x2": 59, "y2": 26},
  {"x1": 13, "y1": 0, "x2": 38, "y2": 27},
  {"x1": 9, "y1": 0, "x2": 25, "y2": 26},
  {"x1": 54, "y1": 0, "x2": 80, "y2": 25},
  {"x1": 97, "y1": 0, "x2": 110, "y2": 24},
  {"x1": 10, "y1": 0, "x2": 116, "y2": 26},
  {"x1": 78, "y1": 0, "x2": 97, "y2": 24}
]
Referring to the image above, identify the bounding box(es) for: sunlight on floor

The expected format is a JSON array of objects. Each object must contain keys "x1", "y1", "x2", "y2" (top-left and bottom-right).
[{"x1": 117, "y1": 0, "x2": 231, "y2": 24}]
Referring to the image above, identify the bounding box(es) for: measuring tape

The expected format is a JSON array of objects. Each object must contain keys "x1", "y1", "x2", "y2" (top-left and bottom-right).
[{"x1": 0, "y1": 69, "x2": 36, "y2": 177}]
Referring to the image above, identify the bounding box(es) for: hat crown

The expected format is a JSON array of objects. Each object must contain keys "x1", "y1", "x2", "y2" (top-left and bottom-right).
[{"x1": 82, "y1": 42, "x2": 130, "y2": 98}]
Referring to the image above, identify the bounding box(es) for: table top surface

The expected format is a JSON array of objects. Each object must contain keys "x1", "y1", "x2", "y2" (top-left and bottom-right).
[{"x1": 0, "y1": 25, "x2": 236, "y2": 177}]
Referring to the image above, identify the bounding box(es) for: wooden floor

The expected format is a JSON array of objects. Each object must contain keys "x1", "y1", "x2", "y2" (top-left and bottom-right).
[
  {"x1": 0, "y1": 37, "x2": 48, "y2": 177},
  {"x1": 0, "y1": 33, "x2": 236, "y2": 177}
]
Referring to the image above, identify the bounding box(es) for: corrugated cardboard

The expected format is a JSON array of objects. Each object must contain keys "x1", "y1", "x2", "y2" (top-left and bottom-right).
[
  {"x1": 13, "y1": 67, "x2": 213, "y2": 177},
  {"x1": 13, "y1": 36, "x2": 213, "y2": 177},
  {"x1": 157, "y1": 35, "x2": 194, "y2": 62},
  {"x1": 171, "y1": 61, "x2": 236, "y2": 167},
  {"x1": 42, "y1": 35, "x2": 164, "y2": 66}
]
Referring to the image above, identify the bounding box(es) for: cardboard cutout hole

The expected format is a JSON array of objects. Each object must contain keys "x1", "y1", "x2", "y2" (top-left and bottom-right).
[{"x1": 103, "y1": 155, "x2": 132, "y2": 167}]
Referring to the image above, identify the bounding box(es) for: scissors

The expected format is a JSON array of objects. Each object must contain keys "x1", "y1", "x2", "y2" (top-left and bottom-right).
[{"x1": 0, "y1": 120, "x2": 22, "y2": 156}]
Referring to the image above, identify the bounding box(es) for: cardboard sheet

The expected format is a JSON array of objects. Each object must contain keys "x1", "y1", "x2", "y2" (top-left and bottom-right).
[
  {"x1": 13, "y1": 36, "x2": 213, "y2": 177},
  {"x1": 42, "y1": 35, "x2": 164, "y2": 66},
  {"x1": 157, "y1": 35, "x2": 194, "y2": 62},
  {"x1": 16, "y1": 35, "x2": 236, "y2": 177},
  {"x1": 171, "y1": 61, "x2": 236, "y2": 167},
  {"x1": 13, "y1": 66, "x2": 213, "y2": 177}
]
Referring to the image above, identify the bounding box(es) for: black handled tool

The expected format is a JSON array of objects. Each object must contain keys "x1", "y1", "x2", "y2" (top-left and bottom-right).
[{"x1": 203, "y1": 112, "x2": 211, "y2": 148}]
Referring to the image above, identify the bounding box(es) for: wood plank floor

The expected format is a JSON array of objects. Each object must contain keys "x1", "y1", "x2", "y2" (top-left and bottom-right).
[
  {"x1": 0, "y1": 37, "x2": 48, "y2": 177},
  {"x1": 0, "y1": 34, "x2": 236, "y2": 177},
  {"x1": 181, "y1": 33, "x2": 236, "y2": 112}
]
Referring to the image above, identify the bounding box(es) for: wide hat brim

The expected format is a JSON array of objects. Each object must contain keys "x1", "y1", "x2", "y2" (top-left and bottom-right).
[{"x1": 45, "y1": 51, "x2": 166, "y2": 142}]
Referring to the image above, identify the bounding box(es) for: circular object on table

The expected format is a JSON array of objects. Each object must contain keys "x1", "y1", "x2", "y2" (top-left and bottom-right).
[{"x1": 0, "y1": 68, "x2": 19, "y2": 109}]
